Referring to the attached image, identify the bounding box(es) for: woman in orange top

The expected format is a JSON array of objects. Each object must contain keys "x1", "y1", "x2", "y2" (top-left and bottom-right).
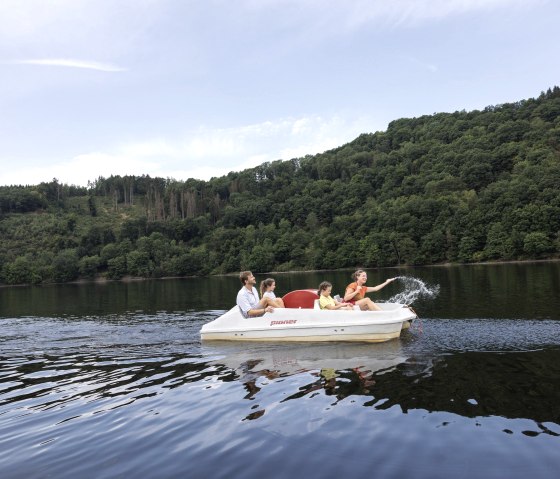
[{"x1": 344, "y1": 270, "x2": 396, "y2": 311}]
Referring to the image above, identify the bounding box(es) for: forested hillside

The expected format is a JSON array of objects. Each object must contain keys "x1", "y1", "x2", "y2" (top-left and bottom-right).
[{"x1": 1, "y1": 87, "x2": 559, "y2": 285}]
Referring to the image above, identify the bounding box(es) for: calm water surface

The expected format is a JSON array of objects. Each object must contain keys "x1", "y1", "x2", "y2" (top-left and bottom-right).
[{"x1": 1, "y1": 263, "x2": 559, "y2": 478}]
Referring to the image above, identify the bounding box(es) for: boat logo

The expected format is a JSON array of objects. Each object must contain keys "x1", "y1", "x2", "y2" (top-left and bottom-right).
[{"x1": 270, "y1": 320, "x2": 297, "y2": 326}]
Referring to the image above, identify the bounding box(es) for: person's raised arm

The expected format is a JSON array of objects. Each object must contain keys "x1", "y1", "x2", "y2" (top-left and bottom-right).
[{"x1": 366, "y1": 278, "x2": 396, "y2": 292}]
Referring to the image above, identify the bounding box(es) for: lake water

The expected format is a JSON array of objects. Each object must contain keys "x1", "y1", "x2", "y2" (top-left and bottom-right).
[{"x1": 1, "y1": 263, "x2": 559, "y2": 478}]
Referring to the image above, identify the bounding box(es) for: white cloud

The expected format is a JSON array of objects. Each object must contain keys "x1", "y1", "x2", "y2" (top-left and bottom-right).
[
  {"x1": 1, "y1": 114, "x2": 380, "y2": 186},
  {"x1": 242, "y1": 0, "x2": 543, "y2": 30},
  {"x1": 0, "y1": 0, "x2": 541, "y2": 46},
  {"x1": 378, "y1": 0, "x2": 537, "y2": 27},
  {"x1": 9, "y1": 58, "x2": 127, "y2": 72},
  {"x1": 0, "y1": 153, "x2": 160, "y2": 187},
  {"x1": 0, "y1": 0, "x2": 159, "y2": 66}
]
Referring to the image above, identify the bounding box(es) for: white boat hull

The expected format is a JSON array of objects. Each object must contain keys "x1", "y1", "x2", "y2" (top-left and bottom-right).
[{"x1": 200, "y1": 303, "x2": 416, "y2": 343}]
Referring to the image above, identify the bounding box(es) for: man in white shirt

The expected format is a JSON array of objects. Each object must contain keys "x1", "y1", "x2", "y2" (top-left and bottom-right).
[{"x1": 236, "y1": 271, "x2": 277, "y2": 318}]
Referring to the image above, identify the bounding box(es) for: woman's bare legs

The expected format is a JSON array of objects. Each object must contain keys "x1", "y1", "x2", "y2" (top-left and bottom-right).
[{"x1": 356, "y1": 298, "x2": 382, "y2": 311}]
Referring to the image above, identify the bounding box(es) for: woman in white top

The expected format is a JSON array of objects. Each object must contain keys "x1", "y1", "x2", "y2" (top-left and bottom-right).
[{"x1": 259, "y1": 278, "x2": 285, "y2": 308}]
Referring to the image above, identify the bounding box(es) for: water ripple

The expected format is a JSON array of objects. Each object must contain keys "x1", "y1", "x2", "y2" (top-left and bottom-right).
[{"x1": 1, "y1": 312, "x2": 560, "y2": 478}]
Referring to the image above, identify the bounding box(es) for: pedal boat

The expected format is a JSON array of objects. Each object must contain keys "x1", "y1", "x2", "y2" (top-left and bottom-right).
[{"x1": 200, "y1": 289, "x2": 417, "y2": 343}]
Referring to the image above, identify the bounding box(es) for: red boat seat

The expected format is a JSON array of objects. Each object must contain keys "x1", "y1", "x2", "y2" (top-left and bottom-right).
[{"x1": 282, "y1": 289, "x2": 319, "y2": 309}]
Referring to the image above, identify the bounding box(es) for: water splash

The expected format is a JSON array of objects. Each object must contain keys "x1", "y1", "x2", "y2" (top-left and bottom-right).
[{"x1": 388, "y1": 276, "x2": 440, "y2": 305}]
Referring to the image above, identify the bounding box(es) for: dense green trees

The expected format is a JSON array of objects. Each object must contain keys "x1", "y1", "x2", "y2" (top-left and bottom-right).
[{"x1": 1, "y1": 87, "x2": 559, "y2": 285}]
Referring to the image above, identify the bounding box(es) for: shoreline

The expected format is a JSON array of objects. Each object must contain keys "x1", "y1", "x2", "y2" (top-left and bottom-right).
[{"x1": 1, "y1": 258, "x2": 558, "y2": 289}]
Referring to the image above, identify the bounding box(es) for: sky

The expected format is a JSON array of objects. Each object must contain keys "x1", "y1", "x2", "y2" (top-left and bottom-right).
[{"x1": 0, "y1": 0, "x2": 558, "y2": 187}]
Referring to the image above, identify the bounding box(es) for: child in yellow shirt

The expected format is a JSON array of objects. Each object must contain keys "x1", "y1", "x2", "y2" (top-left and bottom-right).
[{"x1": 318, "y1": 281, "x2": 354, "y2": 310}]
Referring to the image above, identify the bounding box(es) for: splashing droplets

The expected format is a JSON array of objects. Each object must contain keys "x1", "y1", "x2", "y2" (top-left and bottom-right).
[{"x1": 388, "y1": 276, "x2": 440, "y2": 305}]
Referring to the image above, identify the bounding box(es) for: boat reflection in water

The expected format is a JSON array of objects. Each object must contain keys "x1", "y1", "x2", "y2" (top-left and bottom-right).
[
  {"x1": 203, "y1": 339, "x2": 409, "y2": 413},
  {"x1": 205, "y1": 338, "x2": 407, "y2": 376}
]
